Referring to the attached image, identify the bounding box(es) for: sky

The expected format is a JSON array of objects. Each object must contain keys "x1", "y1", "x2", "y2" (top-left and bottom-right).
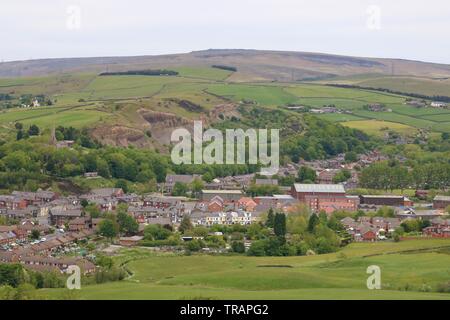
[{"x1": 1, "y1": 0, "x2": 450, "y2": 64}]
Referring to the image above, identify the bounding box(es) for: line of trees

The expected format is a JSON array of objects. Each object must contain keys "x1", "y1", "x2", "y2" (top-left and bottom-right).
[
  {"x1": 211, "y1": 65, "x2": 237, "y2": 72},
  {"x1": 99, "y1": 69, "x2": 178, "y2": 76}
]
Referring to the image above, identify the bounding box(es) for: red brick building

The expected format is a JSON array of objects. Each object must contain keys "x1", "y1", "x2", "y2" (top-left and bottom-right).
[
  {"x1": 291, "y1": 184, "x2": 357, "y2": 213},
  {"x1": 291, "y1": 184, "x2": 346, "y2": 202},
  {"x1": 361, "y1": 230, "x2": 377, "y2": 241},
  {"x1": 359, "y1": 195, "x2": 413, "y2": 207}
]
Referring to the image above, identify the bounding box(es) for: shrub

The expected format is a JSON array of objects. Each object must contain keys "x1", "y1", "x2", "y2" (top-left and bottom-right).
[
  {"x1": 437, "y1": 281, "x2": 450, "y2": 293},
  {"x1": 231, "y1": 241, "x2": 246, "y2": 253},
  {"x1": 247, "y1": 241, "x2": 266, "y2": 256},
  {"x1": 186, "y1": 239, "x2": 204, "y2": 252}
]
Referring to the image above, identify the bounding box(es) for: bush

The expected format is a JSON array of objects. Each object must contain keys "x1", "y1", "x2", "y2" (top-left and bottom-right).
[
  {"x1": 143, "y1": 224, "x2": 171, "y2": 241},
  {"x1": 140, "y1": 239, "x2": 180, "y2": 247},
  {"x1": 279, "y1": 244, "x2": 297, "y2": 256},
  {"x1": 186, "y1": 239, "x2": 204, "y2": 252},
  {"x1": 30, "y1": 271, "x2": 64, "y2": 288},
  {"x1": 436, "y1": 281, "x2": 450, "y2": 293},
  {"x1": 247, "y1": 241, "x2": 266, "y2": 256},
  {"x1": 0, "y1": 264, "x2": 25, "y2": 287},
  {"x1": 295, "y1": 242, "x2": 310, "y2": 256},
  {"x1": 93, "y1": 267, "x2": 126, "y2": 284},
  {"x1": 231, "y1": 241, "x2": 246, "y2": 253}
]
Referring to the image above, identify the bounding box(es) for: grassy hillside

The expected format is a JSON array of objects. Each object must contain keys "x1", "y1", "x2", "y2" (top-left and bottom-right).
[
  {"x1": 1, "y1": 67, "x2": 450, "y2": 146},
  {"x1": 39, "y1": 239, "x2": 450, "y2": 300},
  {"x1": 1, "y1": 49, "x2": 450, "y2": 85}
]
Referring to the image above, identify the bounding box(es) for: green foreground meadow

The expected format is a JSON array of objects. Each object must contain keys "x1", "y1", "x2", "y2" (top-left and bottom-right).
[{"x1": 40, "y1": 239, "x2": 450, "y2": 300}]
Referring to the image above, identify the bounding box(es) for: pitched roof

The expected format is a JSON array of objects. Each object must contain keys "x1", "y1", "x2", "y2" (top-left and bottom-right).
[
  {"x1": 120, "y1": 236, "x2": 144, "y2": 242},
  {"x1": 360, "y1": 195, "x2": 405, "y2": 199},
  {"x1": 50, "y1": 207, "x2": 82, "y2": 217},
  {"x1": 255, "y1": 178, "x2": 278, "y2": 185},
  {"x1": 341, "y1": 217, "x2": 355, "y2": 225},
  {"x1": 201, "y1": 190, "x2": 243, "y2": 194},
  {"x1": 434, "y1": 195, "x2": 450, "y2": 201},
  {"x1": 165, "y1": 174, "x2": 199, "y2": 184},
  {"x1": 90, "y1": 188, "x2": 122, "y2": 197},
  {"x1": 273, "y1": 195, "x2": 295, "y2": 200},
  {"x1": 293, "y1": 184, "x2": 345, "y2": 193}
]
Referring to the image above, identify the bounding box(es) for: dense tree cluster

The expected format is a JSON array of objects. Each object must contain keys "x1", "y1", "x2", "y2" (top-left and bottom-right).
[
  {"x1": 0, "y1": 263, "x2": 64, "y2": 294},
  {"x1": 360, "y1": 161, "x2": 450, "y2": 191},
  {"x1": 0, "y1": 135, "x2": 171, "y2": 190},
  {"x1": 217, "y1": 107, "x2": 374, "y2": 162},
  {"x1": 246, "y1": 208, "x2": 342, "y2": 256}
]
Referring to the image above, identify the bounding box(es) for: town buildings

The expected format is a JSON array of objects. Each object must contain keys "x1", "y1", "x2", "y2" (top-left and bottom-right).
[
  {"x1": 423, "y1": 218, "x2": 450, "y2": 238},
  {"x1": 341, "y1": 216, "x2": 403, "y2": 241}
]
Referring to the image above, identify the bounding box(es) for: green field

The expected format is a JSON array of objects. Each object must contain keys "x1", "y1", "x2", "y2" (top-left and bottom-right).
[
  {"x1": 315, "y1": 113, "x2": 365, "y2": 122},
  {"x1": 342, "y1": 120, "x2": 418, "y2": 137},
  {"x1": 39, "y1": 239, "x2": 450, "y2": 300},
  {"x1": 353, "y1": 76, "x2": 450, "y2": 97},
  {"x1": 173, "y1": 67, "x2": 232, "y2": 81},
  {"x1": 0, "y1": 105, "x2": 109, "y2": 130},
  {"x1": 319, "y1": 75, "x2": 450, "y2": 97},
  {"x1": 206, "y1": 83, "x2": 298, "y2": 107}
]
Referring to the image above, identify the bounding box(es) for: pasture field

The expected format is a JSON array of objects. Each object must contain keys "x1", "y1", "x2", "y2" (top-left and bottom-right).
[
  {"x1": 67, "y1": 75, "x2": 193, "y2": 102},
  {"x1": 0, "y1": 105, "x2": 110, "y2": 129},
  {"x1": 319, "y1": 75, "x2": 450, "y2": 97},
  {"x1": 342, "y1": 120, "x2": 417, "y2": 137},
  {"x1": 420, "y1": 113, "x2": 450, "y2": 122},
  {"x1": 430, "y1": 122, "x2": 450, "y2": 132},
  {"x1": 205, "y1": 83, "x2": 298, "y2": 107},
  {"x1": 386, "y1": 104, "x2": 450, "y2": 117},
  {"x1": 315, "y1": 113, "x2": 365, "y2": 122},
  {"x1": 1, "y1": 68, "x2": 450, "y2": 134},
  {"x1": 172, "y1": 67, "x2": 233, "y2": 81},
  {"x1": 286, "y1": 84, "x2": 407, "y2": 104},
  {"x1": 39, "y1": 239, "x2": 450, "y2": 300},
  {"x1": 351, "y1": 110, "x2": 437, "y2": 129},
  {"x1": 352, "y1": 76, "x2": 450, "y2": 97}
]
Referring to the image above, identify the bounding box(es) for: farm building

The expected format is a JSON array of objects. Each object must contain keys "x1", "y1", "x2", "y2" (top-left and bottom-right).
[
  {"x1": 119, "y1": 236, "x2": 144, "y2": 247},
  {"x1": 433, "y1": 195, "x2": 450, "y2": 210}
]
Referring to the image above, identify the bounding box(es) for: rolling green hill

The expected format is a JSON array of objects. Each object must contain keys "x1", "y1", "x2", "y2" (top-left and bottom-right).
[
  {"x1": 1, "y1": 49, "x2": 450, "y2": 88},
  {"x1": 38, "y1": 239, "x2": 450, "y2": 300}
]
